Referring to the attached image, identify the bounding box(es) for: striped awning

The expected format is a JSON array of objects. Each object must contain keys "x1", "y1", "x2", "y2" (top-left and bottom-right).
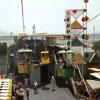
[
  {"x1": 90, "y1": 72, "x2": 100, "y2": 79},
  {"x1": 88, "y1": 68, "x2": 100, "y2": 72},
  {"x1": 86, "y1": 80, "x2": 100, "y2": 90}
]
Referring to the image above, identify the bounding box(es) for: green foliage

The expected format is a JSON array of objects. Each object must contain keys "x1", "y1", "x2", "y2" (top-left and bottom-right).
[
  {"x1": 0, "y1": 42, "x2": 7, "y2": 59},
  {"x1": 0, "y1": 55, "x2": 8, "y2": 60},
  {"x1": 0, "y1": 42, "x2": 7, "y2": 54},
  {"x1": 92, "y1": 40, "x2": 100, "y2": 51},
  {"x1": 8, "y1": 44, "x2": 17, "y2": 55}
]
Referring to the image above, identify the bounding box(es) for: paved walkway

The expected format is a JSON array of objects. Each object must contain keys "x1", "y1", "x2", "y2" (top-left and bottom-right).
[{"x1": 24, "y1": 84, "x2": 76, "y2": 100}]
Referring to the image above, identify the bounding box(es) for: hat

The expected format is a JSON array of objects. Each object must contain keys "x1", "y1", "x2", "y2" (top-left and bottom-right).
[
  {"x1": 26, "y1": 88, "x2": 30, "y2": 91},
  {"x1": 19, "y1": 88, "x2": 23, "y2": 92},
  {"x1": 52, "y1": 76, "x2": 54, "y2": 78}
]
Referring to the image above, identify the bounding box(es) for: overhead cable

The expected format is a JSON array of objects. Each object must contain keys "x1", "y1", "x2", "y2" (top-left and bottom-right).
[
  {"x1": 21, "y1": 0, "x2": 25, "y2": 33},
  {"x1": 40, "y1": 0, "x2": 58, "y2": 32},
  {"x1": 46, "y1": 0, "x2": 73, "y2": 32}
]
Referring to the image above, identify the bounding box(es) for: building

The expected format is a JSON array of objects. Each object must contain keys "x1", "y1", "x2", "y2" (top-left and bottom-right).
[{"x1": 84, "y1": 52, "x2": 100, "y2": 79}]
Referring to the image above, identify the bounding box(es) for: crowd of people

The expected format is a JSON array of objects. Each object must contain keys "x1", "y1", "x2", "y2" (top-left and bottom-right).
[
  {"x1": 75, "y1": 80, "x2": 89, "y2": 97},
  {"x1": 12, "y1": 82, "x2": 24, "y2": 100},
  {"x1": 57, "y1": 56, "x2": 67, "y2": 68},
  {"x1": 12, "y1": 77, "x2": 40, "y2": 100},
  {"x1": 12, "y1": 79, "x2": 38, "y2": 100},
  {"x1": 57, "y1": 56, "x2": 76, "y2": 69},
  {"x1": 2, "y1": 72, "x2": 100, "y2": 100},
  {"x1": 11, "y1": 75, "x2": 56, "y2": 100},
  {"x1": 0, "y1": 72, "x2": 56, "y2": 100}
]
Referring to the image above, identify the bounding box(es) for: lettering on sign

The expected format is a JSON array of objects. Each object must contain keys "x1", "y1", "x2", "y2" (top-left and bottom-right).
[
  {"x1": 65, "y1": 11, "x2": 71, "y2": 35},
  {"x1": 65, "y1": 10, "x2": 71, "y2": 50}
]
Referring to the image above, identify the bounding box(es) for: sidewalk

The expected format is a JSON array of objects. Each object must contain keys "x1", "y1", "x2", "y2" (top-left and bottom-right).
[{"x1": 24, "y1": 84, "x2": 76, "y2": 100}]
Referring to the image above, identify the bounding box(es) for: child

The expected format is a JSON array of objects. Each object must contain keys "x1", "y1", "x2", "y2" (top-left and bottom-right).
[{"x1": 26, "y1": 88, "x2": 30, "y2": 100}]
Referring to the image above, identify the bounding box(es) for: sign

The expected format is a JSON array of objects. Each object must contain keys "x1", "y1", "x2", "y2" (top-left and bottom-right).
[
  {"x1": 65, "y1": 11, "x2": 71, "y2": 36},
  {"x1": 65, "y1": 10, "x2": 71, "y2": 50}
]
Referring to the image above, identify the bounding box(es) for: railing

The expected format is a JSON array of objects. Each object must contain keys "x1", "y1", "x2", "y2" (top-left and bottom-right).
[
  {"x1": 70, "y1": 77, "x2": 90, "y2": 100},
  {"x1": 69, "y1": 65, "x2": 90, "y2": 99},
  {"x1": 75, "y1": 89, "x2": 89, "y2": 100},
  {"x1": 76, "y1": 65, "x2": 89, "y2": 96},
  {"x1": 69, "y1": 77, "x2": 77, "y2": 96}
]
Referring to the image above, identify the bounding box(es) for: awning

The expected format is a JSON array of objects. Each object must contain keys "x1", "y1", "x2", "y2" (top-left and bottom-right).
[
  {"x1": 88, "y1": 68, "x2": 100, "y2": 72},
  {"x1": 57, "y1": 50, "x2": 75, "y2": 54},
  {"x1": 41, "y1": 51, "x2": 49, "y2": 53},
  {"x1": 90, "y1": 72, "x2": 100, "y2": 79},
  {"x1": 73, "y1": 56, "x2": 86, "y2": 65},
  {"x1": 17, "y1": 49, "x2": 33, "y2": 53},
  {"x1": 86, "y1": 79, "x2": 100, "y2": 90}
]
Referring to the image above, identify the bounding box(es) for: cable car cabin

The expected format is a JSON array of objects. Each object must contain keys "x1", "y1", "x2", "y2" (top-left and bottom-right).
[
  {"x1": 40, "y1": 51, "x2": 50, "y2": 64},
  {"x1": 17, "y1": 49, "x2": 34, "y2": 74},
  {"x1": 57, "y1": 50, "x2": 75, "y2": 78},
  {"x1": 57, "y1": 66, "x2": 74, "y2": 78}
]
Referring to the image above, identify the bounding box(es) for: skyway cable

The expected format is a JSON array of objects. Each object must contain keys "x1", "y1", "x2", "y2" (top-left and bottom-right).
[{"x1": 21, "y1": 0, "x2": 25, "y2": 33}]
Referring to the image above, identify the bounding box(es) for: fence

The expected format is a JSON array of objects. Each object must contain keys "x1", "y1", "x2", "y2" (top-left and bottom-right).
[{"x1": 0, "y1": 60, "x2": 7, "y2": 74}]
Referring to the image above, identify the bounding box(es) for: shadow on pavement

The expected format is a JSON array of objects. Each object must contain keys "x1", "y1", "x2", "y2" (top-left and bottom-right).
[{"x1": 41, "y1": 86, "x2": 50, "y2": 91}]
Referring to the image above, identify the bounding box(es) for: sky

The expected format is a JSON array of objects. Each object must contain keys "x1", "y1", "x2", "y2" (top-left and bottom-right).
[{"x1": 0, "y1": 0, "x2": 100, "y2": 36}]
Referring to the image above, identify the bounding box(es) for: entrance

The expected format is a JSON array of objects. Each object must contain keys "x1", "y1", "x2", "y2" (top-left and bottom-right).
[{"x1": 41, "y1": 65, "x2": 48, "y2": 85}]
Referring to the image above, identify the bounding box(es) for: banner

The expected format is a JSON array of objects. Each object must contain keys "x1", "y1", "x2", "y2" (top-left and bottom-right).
[{"x1": 65, "y1": 10, "x2": 71, "y2": 36}]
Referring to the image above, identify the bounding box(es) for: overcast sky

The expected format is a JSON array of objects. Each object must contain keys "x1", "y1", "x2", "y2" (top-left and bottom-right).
[{"x1": 0, "y1": 0, "x2": 100, "y2": 36}]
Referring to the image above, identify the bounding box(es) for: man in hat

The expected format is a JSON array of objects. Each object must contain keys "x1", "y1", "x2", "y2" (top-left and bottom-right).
[{"x1": 51, "y1": 76, "x2": 56, "y2": 91}]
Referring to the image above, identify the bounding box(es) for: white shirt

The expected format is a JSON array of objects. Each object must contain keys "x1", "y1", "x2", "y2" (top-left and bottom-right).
[{"x1": 34, "y1": 81, "x2": 38, "y2": 87}]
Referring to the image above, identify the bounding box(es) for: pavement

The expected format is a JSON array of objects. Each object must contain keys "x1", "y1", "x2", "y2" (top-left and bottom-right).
[{"x1": 24, "y1": 84, "x2": 76, "y2": 100}]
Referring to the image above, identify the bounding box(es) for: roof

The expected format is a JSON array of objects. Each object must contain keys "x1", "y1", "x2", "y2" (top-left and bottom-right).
[
  {"x1": 86, "y1": 79, "x2": 100, "y2": 90},
  {"x1": 41, "y1": 51, "x2": 49, "y2": 53},
  {"x1": 73, "y1": 56, "x2": 86, "y2": 65},
  {"x1": 9, "y1": 53, "x2": 14, "y2": 57},
  {"x1": 84, "y1": 52, "x2": 100, "y2": 63},
  {"x1": 88, "y1": 68, "x2": 100, "y2": 72},
  {"x1": 72, "y1": 38, "x2": 83, "y2": 46},
  {"x1": 71, "y1": 20, "x2": 85, "y2": 29},
  {"x1": 90, "y1": 72, "x2": 100, "y2": 79},
  {"x1": 89, "y1": 53, "x2": 96, "y2": 63},
  {"x1": 17, "y1": 49, "x2": 33, "y2": 53},
  {"x1": 84, "y1": 52, "x2": 93, "y2": 62},
  {"x1": 96, "y1": 52, "x2": 100, "y2": 58}
]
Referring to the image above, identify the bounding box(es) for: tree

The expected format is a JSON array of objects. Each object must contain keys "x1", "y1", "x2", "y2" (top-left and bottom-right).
[
  {"x1": 92, "y1": 40, "x2": 100, "y2": 51},
  {"x1": 8, "y1": 44, "x2": 17, "y2": 55},
  {"x1": 0, "y1": 42, "x2": 7, "y2": 55}
]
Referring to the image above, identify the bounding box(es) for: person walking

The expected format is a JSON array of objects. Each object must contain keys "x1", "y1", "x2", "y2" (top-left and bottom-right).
[
  {"x1": 25, "y1": 77, "x2": 29, "y2": 88},
  {"x1": 15, "y1": 87, "x2": 24, "y2": 100},
  {"x1": 9, "y1": 73, "x2": 13, "y2": 79},
  {"x1": 19, "y1": 88, "x2": 24, "y2": 100},
  {"x1": 51, "y1": 76, "x2": 56, "y2": 91},
  {"x1": 73, "y1": 59, "x2": 77, "y2": 76},
  {"x1": 26, "y1": 88, "x2": 30, "y2": 100},
  {"x1": 18, "y1": 82, "x2": 22, "y2": 89},
  {"x1": 33, "y1": 80, "x2": 38, "y2": 94}
]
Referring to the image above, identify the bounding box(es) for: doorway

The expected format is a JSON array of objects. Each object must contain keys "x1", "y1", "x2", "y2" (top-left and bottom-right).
[{"x1": 41, "y1": 65, "x2": 48, "y2": 85}]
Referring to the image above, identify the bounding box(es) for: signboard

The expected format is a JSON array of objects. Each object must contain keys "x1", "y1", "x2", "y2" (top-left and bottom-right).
[
  {"x1": 65, "y1": 10, "x2": 71, "y2": 50},
  {"x1": 65, "y1": 10, "x2": 71, "y2": 36}
]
